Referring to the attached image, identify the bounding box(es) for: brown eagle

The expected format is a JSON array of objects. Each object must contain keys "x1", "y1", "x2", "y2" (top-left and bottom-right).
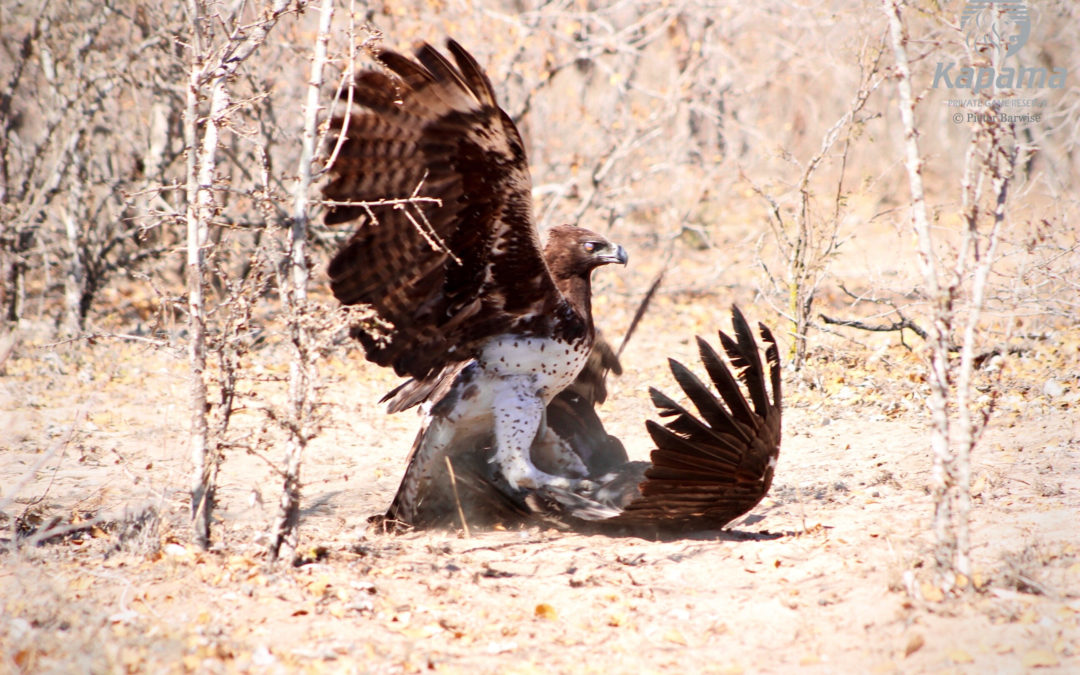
[
  {"x1": 324, "y1": 40, "x2": 783, "y2": 535},
  {"x1": 323, "y1": 40, "x2": 627, "y2": 508}
]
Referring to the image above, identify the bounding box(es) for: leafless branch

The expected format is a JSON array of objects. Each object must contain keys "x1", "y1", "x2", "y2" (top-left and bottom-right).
[
  {"x1": 269, "y1": 0, "x2": 333, "y2": 564},
  {"x1": 819, "y1": 313, "x2": 929, "y2": 342}
]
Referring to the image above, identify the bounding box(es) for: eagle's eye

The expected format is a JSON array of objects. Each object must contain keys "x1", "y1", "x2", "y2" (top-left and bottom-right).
[{"x1": 583, "y1": 241, "x2": 598, "y2": 253}]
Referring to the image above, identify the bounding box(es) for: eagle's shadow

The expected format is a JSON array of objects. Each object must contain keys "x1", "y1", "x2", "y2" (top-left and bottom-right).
[
  {"x1": 366, "y1": 509, "x2": 791, "y2": 544},
  {"x1": 571, "y1": 527, "x2": 789, "y2": 544},
  {"x1": 299, "y1": 490, "x2": 343, "y2": 518},
  {"x1": 537, "y1": 519, "x2": 792, "y2": 543}
]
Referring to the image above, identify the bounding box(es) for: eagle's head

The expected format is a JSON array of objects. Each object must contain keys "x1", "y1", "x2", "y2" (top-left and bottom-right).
[{"x1": 544, "y1": 225, "x2": 628, "y2": 280}]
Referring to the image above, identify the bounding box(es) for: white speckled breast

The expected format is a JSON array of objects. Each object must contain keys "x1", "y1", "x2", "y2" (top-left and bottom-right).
[{"x1": 479, "y1": 334, "x2": 592, "y2": 402}]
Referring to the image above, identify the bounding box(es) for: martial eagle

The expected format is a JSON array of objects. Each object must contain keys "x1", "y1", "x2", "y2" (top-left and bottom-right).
[
  {"x1": 324, "y1": 40, "x2": 783, "y2": 534},
  {"x1": 323, "y1": 40, "x2": 628, "y2": 504}
]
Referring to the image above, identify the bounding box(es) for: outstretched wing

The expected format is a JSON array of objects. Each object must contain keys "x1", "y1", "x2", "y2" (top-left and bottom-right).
[
  {"x1": 324, "y1": 40, "x2": 570, "y2": 379},
  {"x1": 604, "y1": 306, "x2": 782, "y2": 530}
]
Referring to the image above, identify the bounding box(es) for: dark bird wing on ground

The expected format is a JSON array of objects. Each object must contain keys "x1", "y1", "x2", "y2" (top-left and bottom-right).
[{"x1": 557, "y1": 306, "x2": 783, "y2": 533}]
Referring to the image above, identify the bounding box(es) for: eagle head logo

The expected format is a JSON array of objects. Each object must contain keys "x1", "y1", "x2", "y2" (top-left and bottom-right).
[{"x1": 961, "y1": 0, "x2": 1031, "y2": 58}]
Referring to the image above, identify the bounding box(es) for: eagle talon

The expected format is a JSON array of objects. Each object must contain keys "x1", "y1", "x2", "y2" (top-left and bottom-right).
[{"x1": 499, "y1": 461, "x2": 593, "y2": 494}]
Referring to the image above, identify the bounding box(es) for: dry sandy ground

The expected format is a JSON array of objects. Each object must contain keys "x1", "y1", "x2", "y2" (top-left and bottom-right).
[{"x1": 1, "y1": 256, "x2": 1078, "y2": 673}]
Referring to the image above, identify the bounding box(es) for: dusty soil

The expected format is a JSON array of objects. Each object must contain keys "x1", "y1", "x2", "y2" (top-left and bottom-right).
[{"x1": 1, "y1": 234, "x2": 1078, "y2": 674}]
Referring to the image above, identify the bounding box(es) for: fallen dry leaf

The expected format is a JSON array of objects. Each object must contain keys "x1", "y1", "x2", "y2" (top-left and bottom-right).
[
  {"x1": 13, "y1": 648, "x2": 36, "y2": 670},
  {"x1": 904, "y1": 634, "x2": 925, "y2": 657},
  {"x1": 707, "y1": 622, "x2": 729, "y2": 635},
  {"x1": 1022, "y1": 650, "x2": 1060, "y2": 668},
  {"x1": 307, "y1": 575, "x2": 332, "y2": 597},
  {"x1": 607, "y1": 612, "x2": 627, "y2": 627},
  {"x1": 947, "y1": 649, "x2": 974, "y2": 664},
  {"x1": 920, "y1": 581, "x2": 945, "y2": 603}
]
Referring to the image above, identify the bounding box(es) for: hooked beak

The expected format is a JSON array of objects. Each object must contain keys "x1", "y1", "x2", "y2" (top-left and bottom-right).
[{"x1": 599, "y1": 244, "x2": 629, "y2": 266}]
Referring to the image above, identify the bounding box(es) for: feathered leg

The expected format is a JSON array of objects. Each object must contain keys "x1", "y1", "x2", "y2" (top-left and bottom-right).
[{"x1": 491, "y1": 376, "x2": 584, "y2": 491}]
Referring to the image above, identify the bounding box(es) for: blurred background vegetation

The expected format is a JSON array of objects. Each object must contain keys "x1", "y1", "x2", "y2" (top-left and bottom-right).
[{"x1": 2, "y1": 0, "x2": 1076, "y2": 350}]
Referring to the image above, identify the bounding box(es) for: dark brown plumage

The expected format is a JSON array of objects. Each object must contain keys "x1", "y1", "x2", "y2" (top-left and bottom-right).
[
  {"x1": 324, "y1": 41, "x2": 624, "y2": 381},
  {"x1": 584, "y1": 306, "x2": 783, "y2": 532},
  {"x1": 325, "y1": 39, "x2": 628, "y2": 503}
]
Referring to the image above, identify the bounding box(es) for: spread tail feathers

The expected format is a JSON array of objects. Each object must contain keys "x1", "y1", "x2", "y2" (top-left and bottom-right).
[{"x1": 559, "y1": 305, "x2": 781, "y2": 532}]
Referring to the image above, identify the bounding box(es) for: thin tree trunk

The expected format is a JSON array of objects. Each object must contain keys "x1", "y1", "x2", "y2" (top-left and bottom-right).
[
  {"x1": 62, "y1": 147, "x2": 87, "y2": 334},
  {"x1": 184, "y1": 0, "x2": 213, "y2": 550},
  {"x1": 951, "y1": 134, "x2": 1016, "y2": 578},
  {"x1": 184, "y1": 0, "x2": 300, "y2": 551},
  {"x1": 189, "y1": 77, "x2": 231, "y2": 549},
  {"x1": 269, "y1": 0, "x2": 333, "y2": 563},
  {"x1": 882, "y1": 0, "x2": 959, "y2": 575}
]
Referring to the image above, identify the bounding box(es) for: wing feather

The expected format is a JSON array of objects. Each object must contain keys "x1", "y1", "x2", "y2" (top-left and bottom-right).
[
  {"x1": 323, "y1": 40, "x2": 571, "y2": 379},
  {"x1": 446, "y1": 39, "x2": 498, "y2": 107},
  {"x1": 607, "y1": 310, "x2": 782, "y2": 529}
]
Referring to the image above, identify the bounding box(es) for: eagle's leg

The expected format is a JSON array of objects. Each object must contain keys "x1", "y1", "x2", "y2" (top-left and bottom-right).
[{"x1": 491, "y1": 376, "x2": 583, "y2": 491}]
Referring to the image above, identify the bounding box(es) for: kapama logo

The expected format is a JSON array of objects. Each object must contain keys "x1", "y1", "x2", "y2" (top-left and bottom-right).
[
  {"x1": 960, "y1": 0, "x2": 1031, "y2": 58},
  {"x1": 934, "y1": 0, "x2": 1066, "y2": 92}
]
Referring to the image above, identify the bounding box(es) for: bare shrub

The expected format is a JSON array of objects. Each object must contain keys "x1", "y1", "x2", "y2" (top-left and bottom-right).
[
  {"x1": 883, "y1": 0, "x2": 1024, "y2": 588},
  {"x1": 747, "y1": 40, "x2": 884, "y2": 369}
]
